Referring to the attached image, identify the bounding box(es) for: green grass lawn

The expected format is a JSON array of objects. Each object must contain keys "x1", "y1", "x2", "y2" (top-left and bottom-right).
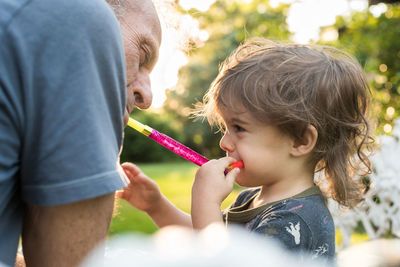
[
  {"x1": 109, "y1": 161, "x2": 241, "y2": 236},
  {"x1": 109, "y1": 161, "x2": 368, "y2": 248}
]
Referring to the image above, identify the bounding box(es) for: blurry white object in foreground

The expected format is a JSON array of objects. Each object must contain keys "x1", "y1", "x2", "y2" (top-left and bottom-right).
[
  {"x1": 329, "y1": 118, "x2": 400, "y2": 248},
  {"x1": 81, "y1": 224, "x2": 327, "y2": 267},
  {"x1": 337, "y1": 238, "x2": 400, "y2": 267}
]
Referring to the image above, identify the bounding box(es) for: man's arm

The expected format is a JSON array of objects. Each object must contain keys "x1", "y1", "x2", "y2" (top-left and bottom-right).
[{"x1": 22, "y1": 193, "x2": 115, "y2": 267}]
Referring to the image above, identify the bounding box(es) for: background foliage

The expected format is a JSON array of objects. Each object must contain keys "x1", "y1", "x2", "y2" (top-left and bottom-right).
[
  {"x1": 122, "y1": 1, "x2": 400, "y2": 164},
  {"x1": 321, "y1": 4, "x2": 400, "y2": 135}
]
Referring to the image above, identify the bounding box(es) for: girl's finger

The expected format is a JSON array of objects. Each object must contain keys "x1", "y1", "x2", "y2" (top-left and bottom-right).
[
  {"x1": 217, "y1": 156, "x2": 238, "y2": 167},
  {"x1": 121, "y1": 162, "x2": 143, "y2": 181},
  {"x1": 115, "y1": 190, "x2": 125, "y2": 199},
  {"x1": 121, "y1": 162, "x2": 142, "y2": 176},
  {"x1": 205, "y1": 157, "x2": 238, "y2": 173},
  {"x1": 225, "y1": 168, "x2": 240, "y2": 185}
]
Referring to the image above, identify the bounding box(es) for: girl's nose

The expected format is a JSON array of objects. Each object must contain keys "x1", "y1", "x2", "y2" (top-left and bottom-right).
[{"x1": 219, "y1": 132, "x2": 234, "y2": 152}]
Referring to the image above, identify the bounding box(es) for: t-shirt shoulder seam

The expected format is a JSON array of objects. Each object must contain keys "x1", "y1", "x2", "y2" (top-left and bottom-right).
[
  {"x1": 23, "y1": 170, "x2": 121, "y2": 191},
  {"x1": 1, "y1": 0, "x2": 33, "y2": 34}
]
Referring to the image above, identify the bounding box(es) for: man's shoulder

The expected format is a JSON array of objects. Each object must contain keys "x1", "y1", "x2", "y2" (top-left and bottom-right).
[
  {"x1": 0, "y1": 0, "x2": 27, "y2": 31},
  {"x1": 0, "y1": 0, "x2": 115, "y2": 36}
]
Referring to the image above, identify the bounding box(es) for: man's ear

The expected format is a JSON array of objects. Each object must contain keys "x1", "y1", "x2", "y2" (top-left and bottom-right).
[{"x1": 290, "y1": 125, "x2": 318, "y2": 157}]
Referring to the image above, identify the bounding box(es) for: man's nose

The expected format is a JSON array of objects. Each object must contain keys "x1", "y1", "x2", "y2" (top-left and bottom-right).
[{"x1": 133, "y1": 71, "x2": 153, "y2": 109}]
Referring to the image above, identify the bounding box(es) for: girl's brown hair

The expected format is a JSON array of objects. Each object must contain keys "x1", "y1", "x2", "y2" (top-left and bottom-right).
[{"x1": 198, "y1": 38, "x2": 373, "y2": 208}]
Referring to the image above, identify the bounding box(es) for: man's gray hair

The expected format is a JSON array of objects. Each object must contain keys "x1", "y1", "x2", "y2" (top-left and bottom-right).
[
  {"x1": 106, "y1": 0, "x2": 126, "y2": 19},
  {"x1": 106, "y1": 0, "x2": 157, "y2": 20}
]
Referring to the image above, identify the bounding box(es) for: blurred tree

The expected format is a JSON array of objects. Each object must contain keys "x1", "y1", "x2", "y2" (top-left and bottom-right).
[
  {"x1": 163, "y1": 0, "x2": 291, "y2": 159},
  {"x1": 124, "y1": 1, "x2": 400, "y2": 163},
  {"x1": 369, "y1": 0, "x2": 400, "y2": 5},
  {"x1": 121, "y1": 110, "x2": 184, "y2": 163},
  {"x1": 320, "y1": 4, "x2": 400, "y2": 135}
]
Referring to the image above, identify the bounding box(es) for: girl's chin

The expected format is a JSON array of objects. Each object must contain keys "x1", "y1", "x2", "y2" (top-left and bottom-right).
[
  {"x1": 235, "y1": 177, "x2": 251, "y2": 187},
  {"x1": 235, "y1": 175, "x2": 260, "y2": 188}
]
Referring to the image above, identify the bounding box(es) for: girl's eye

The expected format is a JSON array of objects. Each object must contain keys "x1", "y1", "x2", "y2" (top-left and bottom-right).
[{"x1": 233, "y1": 124, "x2": 245, "y2": 132}]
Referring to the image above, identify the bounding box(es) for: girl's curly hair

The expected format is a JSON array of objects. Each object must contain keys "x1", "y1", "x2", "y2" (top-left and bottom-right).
[{"x1": 197, "y1": 38, "x2": 373, "y2": 208}]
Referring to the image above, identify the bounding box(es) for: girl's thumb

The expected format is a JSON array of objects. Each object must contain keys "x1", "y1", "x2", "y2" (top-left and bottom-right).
[{"x1": 226, "y1": 168, "x2": 240, "y2": 184}]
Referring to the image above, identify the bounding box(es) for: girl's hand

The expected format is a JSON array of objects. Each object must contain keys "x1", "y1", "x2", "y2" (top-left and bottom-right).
[
  {"x1": 192, "y1": 157, "x2": 240, "y2": 206},
  {"x1": 116, "y1": 162, "x2": 162, "y2": 213}
]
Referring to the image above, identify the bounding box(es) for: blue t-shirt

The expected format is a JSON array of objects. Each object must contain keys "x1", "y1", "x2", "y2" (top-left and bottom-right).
[
  {"x1": 0, "y1": 0, "x2": 126, "y2": 265},
  {"x1": 223, "y1": 186, "x2": 335, "y2": 262}
]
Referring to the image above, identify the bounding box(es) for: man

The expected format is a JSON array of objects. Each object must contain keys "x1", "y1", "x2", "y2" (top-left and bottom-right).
[
  {"x1": 109, "y1": 0, "x2": 162, "y2": 124},
  {"x1": 0, "y1": 0, "x2": 161, "y2": 266}
]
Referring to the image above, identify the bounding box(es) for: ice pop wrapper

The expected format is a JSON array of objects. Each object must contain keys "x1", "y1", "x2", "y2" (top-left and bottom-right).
[
  {"x1": 127, "y1": 117, "x2": 243, "y2": 173},
  {"x1": 224, "y1": 160, "x2": 244, "y2": 175},
  {"x1": 149, "y1": 130, "x2": 209, "y2": 166}
]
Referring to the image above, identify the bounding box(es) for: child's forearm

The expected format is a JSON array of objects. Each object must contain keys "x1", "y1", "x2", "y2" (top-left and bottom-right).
[
  {"x1": 190, "y1": 158, "x2": 238, "y2": 229},
  {"x1": 191, "y1": 201, "x2": 223, "y2": 229},
  {"x1": 146, "y1": 195, "x2": 192, "y2": 228}
]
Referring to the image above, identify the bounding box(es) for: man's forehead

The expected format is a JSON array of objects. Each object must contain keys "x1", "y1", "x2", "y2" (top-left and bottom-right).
[
  {"x1": 129, "y1": 0, "x2": 152, "y2": 11},
  {"x1": 126, "y1": 0, "x2": 161, "y2": 42}
]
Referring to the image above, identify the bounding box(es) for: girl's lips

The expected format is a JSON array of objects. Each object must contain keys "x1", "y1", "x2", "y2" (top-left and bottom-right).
[{"x1": 230, "y1": 161, "x2": 244, "y2": 169}]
